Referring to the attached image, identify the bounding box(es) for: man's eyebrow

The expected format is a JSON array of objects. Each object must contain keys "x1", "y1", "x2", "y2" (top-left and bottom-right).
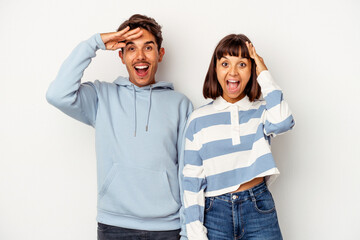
[{"x1": 125, "y1": 41, "x2": 155, "y2": 47}]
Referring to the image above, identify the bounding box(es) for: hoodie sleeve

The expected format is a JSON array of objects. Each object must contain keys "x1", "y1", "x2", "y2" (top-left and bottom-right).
[
  {"x1": 257, "y1": 71, "x2": 295, "y2": 137},
  {"x1": 178, "y1": 99, "x2": 194, "y2": 240},
  {"x1": 46, "y1": 33, "x2": 106, "y2": 126}
]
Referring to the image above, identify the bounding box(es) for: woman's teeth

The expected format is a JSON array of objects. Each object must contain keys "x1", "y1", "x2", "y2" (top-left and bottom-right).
[{"x1": 227, "y1": 80, "x2": 240, "y2": 91}]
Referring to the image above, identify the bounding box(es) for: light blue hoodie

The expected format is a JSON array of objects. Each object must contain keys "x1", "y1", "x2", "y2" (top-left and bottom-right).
[{"x1": 46, "y1": 34, "x2": 193, "y2": 233}]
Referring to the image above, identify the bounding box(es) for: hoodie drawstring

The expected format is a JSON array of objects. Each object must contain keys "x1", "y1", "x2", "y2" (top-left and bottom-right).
[
  {"x1": 146, "y1": 85, "x2": 153, "y2": 131},
  {"x1": 132, "y1": 85, "x2": 137, "y2": 137},
  {"x1": 132, "y1": 84, "x2": 153, "y2": 137}
]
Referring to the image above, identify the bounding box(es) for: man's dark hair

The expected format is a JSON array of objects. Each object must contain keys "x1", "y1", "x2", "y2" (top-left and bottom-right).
[
  {"x1": 203, "y1": 34, "x2": 261, "y2": 102},
  {"x1": 117, "y1": 14, "x2": 163, "y2": 51}
]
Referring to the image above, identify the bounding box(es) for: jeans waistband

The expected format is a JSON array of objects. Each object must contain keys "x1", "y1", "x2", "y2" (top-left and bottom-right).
[{"x1": 211, "y1": 181, "x2": 268, "y2": 202}]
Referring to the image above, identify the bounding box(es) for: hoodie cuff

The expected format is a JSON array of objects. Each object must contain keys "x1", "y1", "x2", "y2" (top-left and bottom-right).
[{"x1": 94, "y1": 33, "x2": 106, "y2": 50}]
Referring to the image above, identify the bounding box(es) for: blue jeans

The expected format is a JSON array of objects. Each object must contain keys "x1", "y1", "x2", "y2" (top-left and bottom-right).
[
  {"x1": 204, "y1": 182, "x2": 282, "y2": 240},
  {"x1": 97, "y1": 223, "x2": 180, "y2": 240}
]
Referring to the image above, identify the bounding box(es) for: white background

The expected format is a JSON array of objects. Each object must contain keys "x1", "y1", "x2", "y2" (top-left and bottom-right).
[{"x1": 1, "y1": 0, "x2": 359, "y2": 239}]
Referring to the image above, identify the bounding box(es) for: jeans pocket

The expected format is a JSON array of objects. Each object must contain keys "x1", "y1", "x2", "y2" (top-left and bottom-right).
[
  {"x1": 97, "y1": 223, "x2": 113, "y2": 232},
  {"x1": 205, "y1": 197, "x2": 215, "y2": 213},
  {"x1": 253, "y1": 189, "x2": 276, "y2": 214}
]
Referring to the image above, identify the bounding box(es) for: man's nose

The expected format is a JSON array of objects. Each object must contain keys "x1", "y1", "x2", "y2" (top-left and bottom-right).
[{"x1": 136, "y1": 49, "x2": 146, "y2": 60}]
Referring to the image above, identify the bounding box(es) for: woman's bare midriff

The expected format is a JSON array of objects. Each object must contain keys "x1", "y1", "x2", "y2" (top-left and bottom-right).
[{"x1": 232, "y1": 177, "x2": 264, "y2": 193}]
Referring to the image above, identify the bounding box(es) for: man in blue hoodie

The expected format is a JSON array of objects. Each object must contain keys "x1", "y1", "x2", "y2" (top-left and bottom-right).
[{"x1": 46, "y1": 14, "x2": 192, "y2": 240}]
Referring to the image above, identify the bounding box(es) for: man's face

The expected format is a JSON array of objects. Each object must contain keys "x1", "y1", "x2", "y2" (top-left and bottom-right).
[{"x1": 119, "y1": 29, "x2": 165, "y2": 87}]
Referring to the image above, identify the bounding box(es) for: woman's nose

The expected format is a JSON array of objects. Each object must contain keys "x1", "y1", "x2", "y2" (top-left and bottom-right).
[{"x1": 229, "y1": 66, "x2": 238, "y2": 76}]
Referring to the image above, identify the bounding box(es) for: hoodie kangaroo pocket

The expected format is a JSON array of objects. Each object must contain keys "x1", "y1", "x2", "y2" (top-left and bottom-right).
[{"x1": 98, "y1": 164, "x2": 180, "y2": 218}]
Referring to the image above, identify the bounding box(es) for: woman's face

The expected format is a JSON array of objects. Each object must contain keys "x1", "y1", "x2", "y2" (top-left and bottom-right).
[{"x1": 216, "y1": 50, "x2": 252, "y2": 103}]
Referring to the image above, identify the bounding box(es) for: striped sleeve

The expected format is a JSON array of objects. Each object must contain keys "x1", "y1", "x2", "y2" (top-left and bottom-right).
[
  {"x1": 257, "y1": 71, "x2": 295, "y2": 137},
  {"x1": 183, "y1": 118, "x2": 208, "y2": 240}
]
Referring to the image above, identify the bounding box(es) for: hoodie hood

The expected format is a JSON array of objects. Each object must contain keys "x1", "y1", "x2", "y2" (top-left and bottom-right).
[
  {"x1": 113, "y1": 76, "x2": 174, "y2": 91},
  {"x1": 113, "y1": 76, "x2": 174, "y2": 136}
]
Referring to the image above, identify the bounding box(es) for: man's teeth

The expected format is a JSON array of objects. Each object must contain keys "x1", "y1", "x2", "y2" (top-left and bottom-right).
[{"x1": 135, "y1": 66, "x2": 149, "y2": 69}]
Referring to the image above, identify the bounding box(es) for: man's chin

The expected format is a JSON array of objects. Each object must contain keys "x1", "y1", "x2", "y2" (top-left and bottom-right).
[{"x1": 130, "y1": 77, "x2": 155, "y2": 87}]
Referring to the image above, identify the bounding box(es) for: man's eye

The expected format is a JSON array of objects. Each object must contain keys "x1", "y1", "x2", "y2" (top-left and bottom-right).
[
  {"x1": 145, "y1": 46, "x2": 152, "y2": 51},
  {"x1": 127, "y1": 47, "x2": 135, "y2": 51}
]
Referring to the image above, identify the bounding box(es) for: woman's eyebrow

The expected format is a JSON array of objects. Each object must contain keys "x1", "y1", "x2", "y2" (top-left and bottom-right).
[{"x1": 220, "y1": 56, "x2": 247, "y2": 60}]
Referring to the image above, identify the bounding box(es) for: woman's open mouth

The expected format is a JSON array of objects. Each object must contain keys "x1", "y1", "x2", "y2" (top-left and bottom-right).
[{"x1": 226, "y1": 80, "x2": 241, "y2": 93}]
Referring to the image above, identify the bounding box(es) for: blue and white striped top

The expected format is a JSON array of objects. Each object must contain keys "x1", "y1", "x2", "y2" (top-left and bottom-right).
[{"x1": 182, "y1": 71, "x2": 295, "y2": 239}]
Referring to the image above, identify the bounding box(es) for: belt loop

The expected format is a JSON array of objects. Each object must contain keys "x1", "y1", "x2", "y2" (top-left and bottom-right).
[{"x1": 249, "y1": 188, "x2": 256, "y2": 202}]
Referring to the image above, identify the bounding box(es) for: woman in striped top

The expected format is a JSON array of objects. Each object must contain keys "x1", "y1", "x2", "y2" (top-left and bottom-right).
[{"x1": 182, "y1": 34, "x2": 294, "y2": 240}]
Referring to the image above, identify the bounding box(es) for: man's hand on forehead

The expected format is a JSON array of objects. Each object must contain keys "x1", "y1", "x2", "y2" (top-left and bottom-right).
[{"x1": 100, "y1": 26, "x2": 143, "y2": 51}]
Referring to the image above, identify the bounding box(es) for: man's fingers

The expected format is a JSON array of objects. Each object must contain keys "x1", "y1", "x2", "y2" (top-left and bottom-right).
[
  {"x1": 122, "y1": 27, "x2": 142, "y2": 38},
  {"x1": 122, "y1": 28, "x2": 143, "y2": 40},
  {"x1": 124, "y1": 30, "x2": 143, "y2": 41},
  {"x1": 105, "y1": 41, "x2": 127, "y2": 51},
  {"x1": 115, "y1": 26, "x2": 130, "y2": 36},
  {"x1": 111, "y1": 26, "x2": 141, "y2": 41}
]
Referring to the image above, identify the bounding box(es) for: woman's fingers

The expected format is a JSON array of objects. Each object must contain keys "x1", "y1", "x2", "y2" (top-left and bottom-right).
[
  {"x1": 247, "y1": 42, "x2": 261, "y2": 63},
  {"x1": 246, "y1": 41, "x2": 267, "y2": 75},
  {"x1": 246, "y1": 41, "x2": 255, "y2": 59}
]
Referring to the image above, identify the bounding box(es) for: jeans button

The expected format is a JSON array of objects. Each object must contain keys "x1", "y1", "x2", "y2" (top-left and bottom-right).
[{"x1": 232, "y1": 195, "x2": 238, "y2": 200}]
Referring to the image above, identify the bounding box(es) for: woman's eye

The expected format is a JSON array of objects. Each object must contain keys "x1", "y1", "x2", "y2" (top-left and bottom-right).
[
  {"x1": 221, "y1": 62, "x2": 228, "y2": 67},
  {"x1": 239, "y1": 62, "x2": 246, "y2": 67}
]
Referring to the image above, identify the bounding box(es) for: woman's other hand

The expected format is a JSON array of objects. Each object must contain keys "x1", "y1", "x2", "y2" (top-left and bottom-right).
[{"x1": 246, "y1": 41, "x2": 268, "y2": 76}]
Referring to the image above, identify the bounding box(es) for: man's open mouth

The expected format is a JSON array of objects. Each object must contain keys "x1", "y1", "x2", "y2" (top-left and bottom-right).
[{"x1": 134, "y1": 65, "x2": 149, "y2": 77}]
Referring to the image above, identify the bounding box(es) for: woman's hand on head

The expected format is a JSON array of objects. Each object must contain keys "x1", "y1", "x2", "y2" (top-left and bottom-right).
[
  {"x1": 246, "y1": 41, "x2": 268, "y2": 76},
  {"x1": 100, "y1": 26, "x2": 143, "y2": 50}
]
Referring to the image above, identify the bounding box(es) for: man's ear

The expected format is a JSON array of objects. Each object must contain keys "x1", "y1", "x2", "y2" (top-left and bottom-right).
[
  {"x1": 118, "y1": 50, "x2": 125, "y2": 64},
  {"x1": 158, "y1": 48, "x2": 165, "y2": 62}
]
